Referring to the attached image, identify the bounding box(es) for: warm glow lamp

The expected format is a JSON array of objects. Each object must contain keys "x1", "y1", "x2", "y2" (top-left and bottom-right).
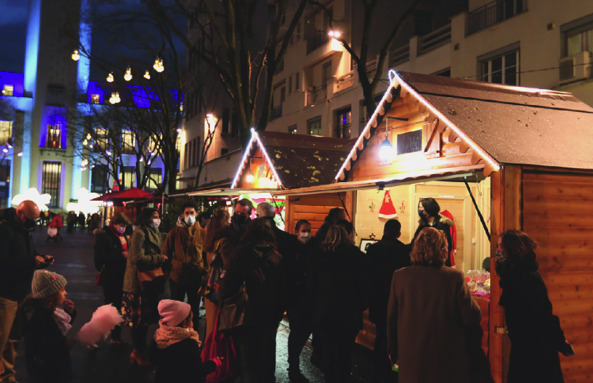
[
  {"x1": 246, "y1": 169, "x2": 255, "y2": 183},
  {"x1": 379, "y1": 136, "x2": 395, "y2": 162},
  {"x1": 153, "y1": 57, "x2": 164, "y2": 73},
  {"x1": 107, "y1": 72, "x2": 114, "y2": 82},
  {"x1": 144, "y1": 70, "x2": 151, "y2": 80},
  {"x1": 109, "y1": 92, "x2": 121, "y2": 104},
  {"x1": 71, "y1": 49, "x2": 80, "y2": 61},
  {"x1": 124, "y1": 67, "x2": 132, "y2": 81}
]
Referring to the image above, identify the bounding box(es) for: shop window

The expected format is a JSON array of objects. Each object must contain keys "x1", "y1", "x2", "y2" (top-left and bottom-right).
[
  {"x1": 479, "y1": 44, "x2": 519, "y2": 85},
  {"x1": 2, "y1": 85, "x2": 13, "y2": 96},
  {"x1": 46, "y1": 124, "x2": 62, "y2": 149},
  {"x1": 42, "y1": 161, "x2": 61, "y2": 208},
  {"x1": 307, "y1": 116, "x2": 322, "y2": 135},
  {"x1": 121, "y1": 130, "x2": 135, "y2": 154},
  {"x1": 335, "y1": 107, "x2": 352, "y2": 139},
  {"x1": 91, "y1": 165, "x2": 109, "y2": 194},
  {"x1": 288, "y1": 124, "x2": 298, "y2": 134},
  {"x1": 0, "y1": 121, "x2": 12, "y2": 145}
]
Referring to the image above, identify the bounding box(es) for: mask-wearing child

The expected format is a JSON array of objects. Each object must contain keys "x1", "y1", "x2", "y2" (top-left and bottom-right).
[
  {"x1": 23, "y1": 270, "x2": 77, "y2": 383},
  {"x1": 150, "y1": 299, "x2": 222, "y2": 383}
]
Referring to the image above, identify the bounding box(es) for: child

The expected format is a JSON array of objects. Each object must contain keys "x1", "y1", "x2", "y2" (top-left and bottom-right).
[
  {"x1": 22, "y1": 270, "x2": 76, "y2": 383},
  {"x1": 150, "y1": 299, "x2": 221, "y2": 382}
]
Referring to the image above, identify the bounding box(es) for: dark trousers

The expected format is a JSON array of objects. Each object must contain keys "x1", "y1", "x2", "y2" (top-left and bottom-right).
[
  {"x1": 317, "y1": 326, "x2": 358, "y2": 383},
  {"x1": 169, "y1": 279, "x2": 201, "y2": 331},
  {"x1": 373, "y1": 319, "x2": 395, "y2": 382},
  {"x1": 102, "y1": 280, "x2": 123, "y2": 341},
  {"x1": 131, "y1": 324, "x2": 148, "y2": 352},
  {"x1": 237, "y1": 324, "x2": 279, "y2": 383},
  {"x1": 286, "y1": 305, "x2": 312, "y2": 371}
]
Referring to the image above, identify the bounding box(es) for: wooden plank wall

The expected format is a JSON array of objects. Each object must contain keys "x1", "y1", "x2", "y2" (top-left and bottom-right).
[
  {"x1": 522, "y1": 171, "x2": 593, "y2": 383},
  {"x1": 285, "y1": 192, "x2": 351, "y2": 236}
]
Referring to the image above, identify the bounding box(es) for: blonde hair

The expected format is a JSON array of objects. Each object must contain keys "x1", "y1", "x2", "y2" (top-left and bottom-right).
[
  {"x1": 410, "y1": 227, "x2": 448, "y2": 267},
  {"x1": 320, "y1": 224, "x2": 354, "y2": 252}
]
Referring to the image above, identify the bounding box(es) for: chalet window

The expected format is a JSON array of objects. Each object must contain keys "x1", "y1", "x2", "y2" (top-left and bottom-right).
[
  {"x1": 397, "y1": 130, "x2": 423, "y2": 155},
  {"x1": 288, "y1": 124, "x2": 297, "y2": 134},
  {"x1": 192, "y1": 138, "x2": 200, "y2": 167},
  {"x1": 479, "y1": 44, "x2": 520, "y2": 85},
  {"x1": 121, "y1": 130, "x2": 135, "y2": 154},
  {"x1": 91, "y1": 164, "x2": 109, "y2": 194},
  {"x1": 46, "y1": 123, "x2": 63, "y2": 149},
  {"x1": 307, "y1": 116, "x2": 322, "y2": 135},
  {"x1": 149, "y1": 134, "x2": 162, "y2": 155},
  {"x1": 0, "y1": 121, "x2": 12, "y2": 145},
  {"x1": 335, "y1": 107, "x2": 352, "y2": 139},
  {"x1": 42, "y1": 161, "x2": 61, "y2": 208}
]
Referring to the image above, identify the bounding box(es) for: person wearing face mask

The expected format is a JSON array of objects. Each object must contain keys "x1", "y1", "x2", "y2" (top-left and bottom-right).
[
  {"x1": 122, "y1": 207, "x2": 168, "y2": 366},
  {"x1": 0, "y1": 200, "x2": 54, "y2": 383},
  {"x1": 411, "y1": 197, "x2": 454, "y2": 266},
  {"x1": 162, "y1": 201, "x2": 206, "y2": 331},
  {"x1": 93, "y1": 212, "x2": 132, "y2": 344},
  {"x1": 231, "y1": 198, "x2": 253, "y2": 238},
  {"x1": 496, "y1": 230, "x2": 574, "y2": 383}
]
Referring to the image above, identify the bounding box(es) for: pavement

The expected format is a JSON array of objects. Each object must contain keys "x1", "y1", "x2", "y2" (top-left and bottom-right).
[{"x1": 13, "y1": 227, "x2": 376, "y2": 383}]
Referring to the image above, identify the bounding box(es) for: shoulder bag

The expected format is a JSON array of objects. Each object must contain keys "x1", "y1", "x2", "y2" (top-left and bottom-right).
[{"x1": 218, "y1": 283, "x2": 247, "y2": 332}]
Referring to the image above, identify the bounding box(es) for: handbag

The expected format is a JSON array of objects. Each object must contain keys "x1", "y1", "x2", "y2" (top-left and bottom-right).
[
  {"x1": 218, "y1": 283, "x2": 247, "y2": 332},
  {"x1": 201, "y1": 308, "x2": 238, "y2": 383},
  {"x1": 137, "y1": 267, "x2": 166, "y2": 293}
]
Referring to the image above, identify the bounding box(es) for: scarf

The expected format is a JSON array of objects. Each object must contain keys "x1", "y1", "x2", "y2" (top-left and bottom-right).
[
  {"x1": 154, "y1": 319, "x2": 201, "y2": 349},
  {"x1": 52, "y1": 307, "x2": 72, "y2": 336}
]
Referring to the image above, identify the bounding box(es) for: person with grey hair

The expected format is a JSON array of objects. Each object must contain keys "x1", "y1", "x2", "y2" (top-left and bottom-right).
[{"x1": 256, "y1": 202, "x2": 276, "y2": 219}]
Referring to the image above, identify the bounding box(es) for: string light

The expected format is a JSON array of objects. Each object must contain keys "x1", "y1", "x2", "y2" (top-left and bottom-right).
[
  {"x1": 153, "y1": 57, "x2": 164, "y2": 73},
  {"x1": 107, "y1": 72, "x2": 114, "y2": 82},
  {"x1": 109, "y1": 92, "x2": 120, "y2": 104},
  {"x1": 124, "y1": 66, "x2": 132, "y2": 81},
  {"x1": 71, "y1": 49, "x2": 80, "y2": 61},
  {"x1": 144, "y1": 70, "x2": 151, "y2": 80}
]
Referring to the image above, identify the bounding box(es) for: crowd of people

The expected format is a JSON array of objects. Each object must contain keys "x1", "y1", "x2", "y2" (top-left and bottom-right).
[{"x1": 0, "y1": 197, "x2": 574, "y2": 383}]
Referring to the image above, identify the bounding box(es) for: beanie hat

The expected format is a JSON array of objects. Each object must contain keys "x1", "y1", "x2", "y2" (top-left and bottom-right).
[
  {"x1": 158, "y1": 299, "x2": 191, "y2": 327},
  {"x1": 32, "y1": 270, "x2": 67, "y2": 299}
]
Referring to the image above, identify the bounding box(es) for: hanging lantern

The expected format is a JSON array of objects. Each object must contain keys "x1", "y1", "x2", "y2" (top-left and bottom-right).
[
  {"x1": 109, "y1": 92, "x2": 120, "y2": 104},
  {"x1": 71, "y1": 49, "x2": 80, "y2": 61},
  {"x1": 153, "y1": 57, "x2": 164, "y2": 73},
  {"x1": 246, "y1": 169, "x2": 255, "y2": 183},
  {"x1": 106, "y1": 72, "x2": 114, "y2": 82},
  {"x1": 144, "y1": 70, "x2": 151, "y2": 80},
  {"x1": 124, "y1": 66, "x2": 132, "y2": 81}
]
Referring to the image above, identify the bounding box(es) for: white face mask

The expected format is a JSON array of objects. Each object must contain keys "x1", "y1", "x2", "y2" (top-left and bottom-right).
[
  {"x1": 151, "y1": 218, "x2": 161, "y2": 228},
  {"x1": 184, "y1": 215, "x2": 196, "y2": 226},
  {"x1": 298, "y1": 232, "x2": 311, "y2": 243}
]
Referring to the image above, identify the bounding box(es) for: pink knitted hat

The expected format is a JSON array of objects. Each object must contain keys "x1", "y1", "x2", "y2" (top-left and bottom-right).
[{"x1": 158, "y1": 299, "x2": 191, "y2": 327}]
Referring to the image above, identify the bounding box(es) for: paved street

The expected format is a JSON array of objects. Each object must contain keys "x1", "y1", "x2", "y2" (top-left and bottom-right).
[{"x1": 13, "y1": 227, "x2": 375, "y2": 383}]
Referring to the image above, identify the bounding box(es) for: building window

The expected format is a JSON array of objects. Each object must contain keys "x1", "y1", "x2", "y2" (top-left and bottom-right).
[
  {"x1": 42, "y1": 161, "x2": 61, "y2": 208},
  {"x1": 479, "y1": 45, "x2": 519, "y2": 85},
  {"x1": 146, "y1": 168, "x2": 163, "y2": 191},
  {"x1": 335, "y1": 107, "x2": 352, "y2": 139},
  {"x1": 91, "y1": 165, "x2": 109, "y2": 194},
  {"x1": 288, "y1": 124, "x2": 297, "y2": 134},
  {"x1": 2, "y1": 85, "x2": 13, "y2": 96},
  {"x1": 295, "y1": 72, "x2": 300, "y2": 90},
  {"x1": 307, "y1": 116, "x2": 322, "y2": 135},
  {"x1": 121, "y1": 130, "x2": 135, "y2": 154},
  {"x1": 46, "y1": 124, "x2": 62, "y2": 148},
  {"x1": 91, "y1": 94, "x2": 100, "y2": 104},
  {"x1": 467, "y1": 0, "x2": 527, "y2": 35},
  {"x1": 0, "y1": 121, "x2": 12, "y2": 145},
  {"x1": 563, "y1": 15, "x2": 593, "y2": 56},
  {"x1": 120, "y1": 166, "x2": 135, "y2": 189},
  {"x1": 95, "y1": 128, "x2": 108, "y2": 151}
]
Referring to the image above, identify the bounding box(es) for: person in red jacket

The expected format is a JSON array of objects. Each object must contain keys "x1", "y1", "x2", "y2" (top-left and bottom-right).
[{"x1": 47, "y1": 212, "x2": 64, "y2": 242}]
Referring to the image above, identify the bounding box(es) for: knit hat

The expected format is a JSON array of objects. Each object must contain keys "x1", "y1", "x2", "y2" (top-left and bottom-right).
[
  {"x1": 158, "y1": 299, "x2": 191, "y2": 327},
  {"x1": 32, "y1": 270, "x2": 67, "y2": 299}
]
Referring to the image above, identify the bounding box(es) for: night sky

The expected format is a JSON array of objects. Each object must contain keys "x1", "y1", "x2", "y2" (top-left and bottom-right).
[{"x1": 0, "y1": 1, "x2": 28, "y2": 73}]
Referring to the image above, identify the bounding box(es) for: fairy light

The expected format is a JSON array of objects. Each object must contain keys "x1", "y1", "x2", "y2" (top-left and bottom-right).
[
  {"x1": 153, "y1": 57, "x2": 164, "y2": 73},
  {"x1": 124, "y1": 66, "x2": 132, "y2": 81},
  {"x1": 144, "y1": 70, "x2": 151, "y2": 80},
  {"x1": 106, "y1": 72, "x2": 114, "y2": 82}
]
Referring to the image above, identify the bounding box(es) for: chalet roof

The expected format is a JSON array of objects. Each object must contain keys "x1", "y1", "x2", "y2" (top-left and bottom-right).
[
  {"x1": 337, "y1": 71, "x2": 593, "y2": 182},
  {"x1": 233, "y1": 130, "x2": 354, "y2": 189}
]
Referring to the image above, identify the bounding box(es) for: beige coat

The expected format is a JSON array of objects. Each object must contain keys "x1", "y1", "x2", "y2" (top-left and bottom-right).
[
  {"x1": 387, "y1": 265, "x2": 481, "y2": 383},
  {"x1": 123, "y1": 226, "x2": 165, "y2": 294}
]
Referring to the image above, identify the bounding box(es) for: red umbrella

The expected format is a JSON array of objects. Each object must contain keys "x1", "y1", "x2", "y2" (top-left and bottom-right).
[
  {"x1": 90, "y1": 190, "x2": 122, "y2": 202},
  {"x1": 111, "y1": 188, "x2": 153, "y2": 201}
]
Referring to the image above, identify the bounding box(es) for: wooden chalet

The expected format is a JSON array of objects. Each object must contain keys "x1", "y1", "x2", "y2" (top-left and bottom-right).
[{"x1": 276, "y1": 71, "x2": 593, "y2": 383}]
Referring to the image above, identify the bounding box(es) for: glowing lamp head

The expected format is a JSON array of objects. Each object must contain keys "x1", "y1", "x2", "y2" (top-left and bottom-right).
[
  {"x1": 107, "y1": 72, "x2": 114, "y2": 83},
  {"x1": 379, "y1": 137, "x2": 395, "y2": 162},
  {"x1": 328, "y1": 30, "x2": 342, "y2": 39},
  {"x1": 71, "y1": 49, "x2": 80, "y2": 61},
  {"x1": 153, "y1": 57, "x2": 164, "y2": 73},
  {"x1": 246, "y1": 170, "x2": 255, "y2": 183},
  {"x1": 144, "y1": 70, "x2": 151, "y2": 80},
  {"x1": 124, "y1": 67, "x2": 132, "y2": 82}
]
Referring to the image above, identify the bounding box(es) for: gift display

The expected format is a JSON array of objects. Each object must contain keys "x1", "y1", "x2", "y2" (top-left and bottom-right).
[{"x1": 465, "y1": 270, "x2": 490, "y2": 299}]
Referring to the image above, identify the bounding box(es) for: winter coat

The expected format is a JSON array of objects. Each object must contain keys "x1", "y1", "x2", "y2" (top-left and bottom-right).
[
  {"x1": 499, "y1": 269, "x2": 566, "y2": 383},
  {"x1": 150, "y1": 338, "x2": 216, "y2": 383},
  {"x1": 366, "y1": 235, "x2": 410, "y2": 324},
  {"x1": 412, "y1": 214, "x2": 454, "y2": 266},
  {"x1": 93, "y1": 227, "x2": 127, "y2": 291},
  {"x1": 387, "y1": 265, "x2": 481, "y2": 383},
  {"x1": 0, "y1": 208, "x2": 40, "y2": 301},
  {"x1": 22, "y1": 300, "x2": 76, "y2": 383},
  {"x1": 123, "y1": 225, "x2": 165, "y2": 294},
  {"x1": 162, "y1": 220, "x2": 206, "y2": 285},
  {"x1": 309, "y1": 243, "x2": 369, "y2": 331},
  {"x1": 49, "y1": 215, "x2": 63, "y2": 229},
  {"x1": 220, "y1": 240, "x2": 286, "y2": 328}
]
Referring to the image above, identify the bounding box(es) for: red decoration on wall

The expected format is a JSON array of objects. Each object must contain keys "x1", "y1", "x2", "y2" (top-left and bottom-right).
[{"x1": 378, "y1": 190, "x2": 398, "y2": 219}]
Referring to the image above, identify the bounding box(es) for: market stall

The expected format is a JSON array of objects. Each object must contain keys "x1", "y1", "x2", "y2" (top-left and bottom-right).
[{"x1": 277, "y1": 70, "x2": 593, "y2": 383}]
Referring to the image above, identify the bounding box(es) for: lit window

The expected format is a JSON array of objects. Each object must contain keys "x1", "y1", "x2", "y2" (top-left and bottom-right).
[
  {"x1": 335, "y1": 107, "x2": 351, "y2": 139},
  {"x1": 479, "y1": 46, "x2": 519, "y2": 85},
  {"x1": 46, "y1": 124, "x2": 62, "y2": 148},
  {"x1": 121, "y1": 130, "x2": 136, "y2": 154},
  {"x1": 2, "y1": 85, "x2": 13, "y2": 96},
  {"x1": 146, "y1": 168, "x2": 163, "y2": 190},
  {"x1": 42, "y1": 161, "x2": 62, "y2": 207},
  {"x1": 119, "y1": 166, "x2": 135, "y2": 189},
  {"x1": 288, "y1": 125, "x2": 297, "y2": 134},
  {"x1": 95, "y1": 128, "x2": 108, "y2": 151},
  {"x1": 0, "y1": 121, "x2": 13, "y2": 145},
  {"x1": 91, "y1": 94, "x2": 100, "y2": 104},
  {"x1": 307, "y1": 116, "x2": 322, "y2": 135}
]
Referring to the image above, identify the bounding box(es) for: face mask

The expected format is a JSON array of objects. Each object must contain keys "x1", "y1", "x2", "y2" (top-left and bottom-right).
[
  {"x1": 151, "y1": 219, "x2": 161, "y2": 228},
  {"x1": 116, "y1": 226, "x2": 126, "y2": 235},
  {"x1": 233, "y1": 213, "x2": 247, "y2": 224},
  {"x1": 185, "y1": 215, "x2": 196, "y2": 226},
  {"x1": 298, "y1": 232, "x2": 311, "y2": 243},
  {"x1": 24, "y1": 218, "x2": 37, "y2": 231},
  {"x1": 495, "y1": 250, "x2": 507, "y2": 264},
  {"x1": 418, "y1": 209, "x2": 425, "y2": 218}
]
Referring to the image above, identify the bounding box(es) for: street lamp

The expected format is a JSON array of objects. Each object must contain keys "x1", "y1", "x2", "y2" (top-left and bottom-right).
[{"x1": 328, "y1": 30, "x2": 342, "y2": 39}]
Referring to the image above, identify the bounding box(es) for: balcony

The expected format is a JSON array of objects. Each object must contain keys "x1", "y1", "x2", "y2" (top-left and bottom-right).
[
  {"x1": 334, "y1": 72, "x2": 354, "y2": 93},
  {"x1": 466, "y1": 0, "x2": 527, "y2": 35},
  {"x1": 306, "y1": 29, "x2": 330, "y2": 54},
  {"x1": 418, "y1": 24, "x2": 451, "y2": 55},
  {"x1": 306, "y1": 85, "x2": 327, "y2": 106},
  {"x1": 389, "y1": 43, "x2": 410, "y2": 67}
]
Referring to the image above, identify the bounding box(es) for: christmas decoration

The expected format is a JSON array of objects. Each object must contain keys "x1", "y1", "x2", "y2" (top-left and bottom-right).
[{"x1": 378, "y1": 190, "x2": 398, "y2": 219}]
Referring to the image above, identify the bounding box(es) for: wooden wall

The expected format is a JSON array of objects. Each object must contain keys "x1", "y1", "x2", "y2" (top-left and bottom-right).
[
  {"x1": 285, "y1": 192, "x2": 352, "y2": 235},
  {"x1": 522, "y1": 170, "x2": 593, "y2": 383}
]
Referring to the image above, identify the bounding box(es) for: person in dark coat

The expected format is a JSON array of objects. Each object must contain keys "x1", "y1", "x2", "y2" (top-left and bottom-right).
[
  {"x1": 387, "y1": 227, "x2": 486, "y2": 383},
  {"x1": 0, "y1": 201, "x2": 54, "y2": 383},
  {"x1": 93, "y1": 212, "x2": 131, "y2": 344},
  {"x1": 150, "y1": 299, "x2": 220, "y2": 383},
  {"x1": 22, "y1": 270, "x2": 76, "y2": 383},
  {"x1": 219, "y1": 218, "x2": 286, "y2": 383},
  {"x1": 365, "y1": 219, "x2": 410, "y2": 383},
  {"x1": 230, "y1": 198, "x2": 253, "y2": 239},
  {"x1": 309, "y1": 224, "x2": 368, "y2": 383},
  {"x1": 496, "y1": 230, "x2": 574, "y2": 383},
  {"x1": 411, "y1": 197, "x2": 453, "y2": 266},
  {"x1": 313, "y1": 208, "x2": 347, "y2": 245}
]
